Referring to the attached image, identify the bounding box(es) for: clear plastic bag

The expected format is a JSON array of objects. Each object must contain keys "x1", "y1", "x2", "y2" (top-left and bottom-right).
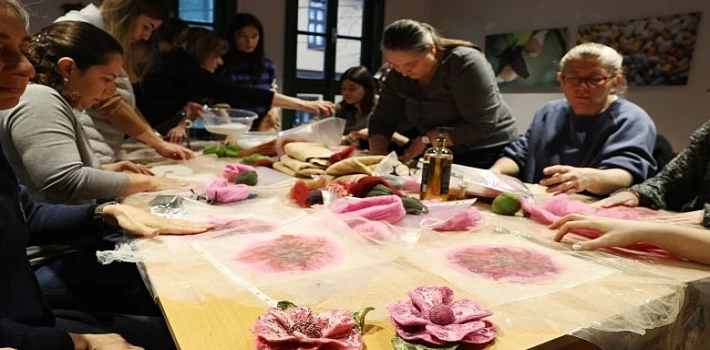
[
  {"x1": 276, "y1": 117, "x2": 346, "y2": 154},
  {"x1": 451, "y1": 165, "x2": 533, "y2": 200}
]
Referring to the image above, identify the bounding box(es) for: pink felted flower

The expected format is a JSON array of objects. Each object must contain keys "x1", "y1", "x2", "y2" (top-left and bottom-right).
[
  {"x1": 222, "y1": 163, "x2": 256, "y2": 182},
  {"x1": 252, "y1": 306, "x2": 363, "y2": 350},
  {"x1": 387, "y1": 286, "x2": 497, "y2": 346}
]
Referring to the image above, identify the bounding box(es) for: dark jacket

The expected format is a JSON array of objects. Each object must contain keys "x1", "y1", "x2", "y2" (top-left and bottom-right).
[
  {"x1": 135, "y1": 50, "x2": 275, "y2": 131},
  {"x1": 0, "y1": 145, "x2": 101, "y2": 350}
]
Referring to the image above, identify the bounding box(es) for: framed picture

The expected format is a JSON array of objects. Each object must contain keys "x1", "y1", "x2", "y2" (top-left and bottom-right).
[
  {"x1": 485, "y1": 28, "x2": 569, "y2": 87},
  {"x1": 577, "y1": 12, "x2": 702, "y2": 86}
]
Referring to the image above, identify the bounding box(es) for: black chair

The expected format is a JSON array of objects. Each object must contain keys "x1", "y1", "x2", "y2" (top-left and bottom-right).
[{"x1": 653, "y1": 134, "x2": 675, "y2": 174}]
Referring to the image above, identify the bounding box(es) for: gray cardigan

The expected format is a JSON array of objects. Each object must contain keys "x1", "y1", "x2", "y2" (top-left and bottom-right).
[
  {"x1": 0, "y1": 85, "x2": 130, "y2": 204},
  {"x1": 369, "y1": 46, "x2": 518, "y2": 153}
]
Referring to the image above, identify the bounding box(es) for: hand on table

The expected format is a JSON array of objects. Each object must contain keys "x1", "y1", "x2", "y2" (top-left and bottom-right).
[
  {"x1": 154, "y1": 141, "x2": 194, "y2": 161},
  {"x1": 645, "y1": 210, "x2": 702, "y2": 226},
  {"x1": 101, "y1": 203, "x2": 213, "y2": 237},
  {"x1": 166, "y1": 124, "x2": 188, "y2": 144},
  {"x1": 540, "y1": 165, "x2": 592, "y2": 194},
  {"x1": 549, "y1": 214, "x2": 654, "y2": 251},
  {"x1": 102, "y1": 161, "x2": 154, "y2": 175},
  {"x1": 592, "y1": 190, "x2": 639, "y2": 208},
  {"x1": 70, "y1": 333, "x2": 143, "y2": 350},
  {"x1": 399, "y1": 136, "x2": 428, "y2": 163},
  {"x1": 349, "y1": 128, "x2": 369, "y2": 140}
]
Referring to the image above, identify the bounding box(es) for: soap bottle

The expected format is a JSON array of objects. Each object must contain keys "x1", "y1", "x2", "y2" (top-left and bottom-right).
[{"x1": 420, "y1": 127, "x2": 454, "y2": 201}]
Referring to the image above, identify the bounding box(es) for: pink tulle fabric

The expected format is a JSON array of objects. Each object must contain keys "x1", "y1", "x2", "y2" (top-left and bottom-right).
[
  {"x1": 204, "y1": 178, "x2": 250, "y2": 204},
  {"x1": 433, "y1": 208, "x2": 484, "y2": 232},
  {"x1": 521, "y1": 195, "x2": 671, "y2": 258},
  {"x1": 330, "y1": 195, "x2": 406, "y2": 224},
  {"x1": 221, "y1": 163, "x2": 256, "y2": 182},
  {"x1": 402, "y1": 176, "x2": 421, "y2": 193}
]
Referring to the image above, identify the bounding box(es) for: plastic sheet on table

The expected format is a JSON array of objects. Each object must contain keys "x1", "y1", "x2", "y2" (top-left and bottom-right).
[
  {"x1": 322, "y1": 198, "x2": 487, "y2": 249},
  {"x1": 446, "y1": 165, "x2": 534, "y2": 200},
  {"x1": 97, "y1": 212, "x2": 402, "y2": 308},
  {"x1": 571, "y1": 276, "x2": 710, "y2": 350}
]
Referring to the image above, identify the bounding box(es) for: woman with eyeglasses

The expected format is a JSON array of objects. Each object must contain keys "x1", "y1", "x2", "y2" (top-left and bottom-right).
[
  {"x1": 490, "y1": 43, "x2": 657, "y2": 196},
  {"x1": 368, "y1": 20, "x2": 518, "y2": 168}
]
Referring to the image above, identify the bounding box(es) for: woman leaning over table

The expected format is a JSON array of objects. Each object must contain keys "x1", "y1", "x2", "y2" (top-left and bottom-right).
[
  {"x1": 55, "y1": 0, "x2": 194, "y2": 162},
  {"x1": 368, "y1": 19, "x2": 518, "y2": 168},
  {"x1": 0, "y1": 21, "x2": 186, "y2": 205},
  {"x1": 490, "y1": 43, "x2": 657, "y2": 196}
]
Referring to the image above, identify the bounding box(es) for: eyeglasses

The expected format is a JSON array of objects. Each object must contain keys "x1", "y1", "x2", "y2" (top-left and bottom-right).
[{"x1": 561, "y1": 75, "x2": 614, "y2": 87}]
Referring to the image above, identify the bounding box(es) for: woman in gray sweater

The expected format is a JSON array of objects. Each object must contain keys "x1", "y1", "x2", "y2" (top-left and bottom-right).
[
  {"x1": 368, "y1": 19, "x2": 518, "y2": 168},
  {"x1": 0, "y1": 21, "x2": 183, "y2": 204}
]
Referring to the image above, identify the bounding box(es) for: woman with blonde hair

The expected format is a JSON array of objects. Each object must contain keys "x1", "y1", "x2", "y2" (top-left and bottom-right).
[
  {"x1": 56, "y1": 0, "x2": 194, "y2": 162},
  {"x1": 490, "y1": 43, "x2": 657, "y2": 196}
]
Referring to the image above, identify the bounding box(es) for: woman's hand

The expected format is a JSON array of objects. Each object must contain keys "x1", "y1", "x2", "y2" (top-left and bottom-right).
[
  {"x1": 645, "y1": 210, "x2": 703, "y2": 226},
  {"x1": 166, "y1": 124, "x2": 188, "y2": 144},
  {"x1": 301, "y1": 100, "x2": 335, "y2": 117},
  {"x1": 258, "y1": 109, "x2": 281, "y2": 131},
  {"x1": 549, "y1": 214, "x2": 654, "y2": 251},
  {"x1": 101, "y1": 204, "x2": 213, "y2": 237},
  {"x1": 153, "y1": 141, "x2": 194, "y2": 160},
  {"x1": 399, "y1": 136, "x2": 428, "y2": 163},
  {"x1": 539, "y1": 165, "x2": 592, "y2": 194},
  {"x1": 102, "y1": 161, "x2": 154, "y2": 175},
  {"x1": 70, "y1": 332, "x2": 143, "y2": 350},
  {"x1": 592, "y1": 190, "x2": 640, "y2": 208}
]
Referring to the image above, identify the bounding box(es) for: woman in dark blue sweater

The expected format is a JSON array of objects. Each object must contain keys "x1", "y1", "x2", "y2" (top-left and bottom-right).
[
  {"x1": 0, "y1": 4, "x2": 210, "y2": 349},
  {"x1": 219, "y1": 13, "x2": 279, "y2": 131},
  {"x1": 490, "y1": 43, "x2": 657, "y2": 196}
]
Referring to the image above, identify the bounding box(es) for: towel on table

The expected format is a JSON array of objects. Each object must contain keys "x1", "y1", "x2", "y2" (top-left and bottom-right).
[{"x1": 284, "y1": 142, "x2": 333, "y2": 167}]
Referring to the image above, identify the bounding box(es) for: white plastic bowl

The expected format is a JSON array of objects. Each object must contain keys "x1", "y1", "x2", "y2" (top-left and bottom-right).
[{"x1": 202, "y1": 108, "x2": 258, "y2": 137}]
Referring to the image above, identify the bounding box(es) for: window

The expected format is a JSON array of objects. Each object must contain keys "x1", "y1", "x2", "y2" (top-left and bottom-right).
[
  {"x1": 307, "y1": 0, "x2": 327, "y2": 51},
  {"x1": 177, "y1": 0, "x2": 215, "y2": 29},
  {"x1": 173, "y1": 0, "x2": 235, "y2": 34},
  {"x1": 284, "y1": 0, "x2": 384, "y2": 128}
]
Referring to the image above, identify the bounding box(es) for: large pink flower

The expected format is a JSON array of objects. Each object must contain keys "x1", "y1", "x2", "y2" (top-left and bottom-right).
[
  {"x1": 387, "y1": 286, "x2": 496, "y2": 346},
  {"x1": 252, "y1": 306, "x2": 363, "y2": 350}
]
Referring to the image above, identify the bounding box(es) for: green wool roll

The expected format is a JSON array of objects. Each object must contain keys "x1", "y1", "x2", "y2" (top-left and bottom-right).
[
  {"x1": 203, "y1": 145, "x2": 220, "y2": 155},
  {"x1": 234, "y1": 171, "x2": 258, "y2": 186},
  {"x1": 242, "y1": 154, "x2": 271, "y2": 165},
  {"x1": 365, "y1": 184, "x2": 394, "y2": 197},
  {"x1": 402, "y1": 197, "x2": 428, "y2": 215}
]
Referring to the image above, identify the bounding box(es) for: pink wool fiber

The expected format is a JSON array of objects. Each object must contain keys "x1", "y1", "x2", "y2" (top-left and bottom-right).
[
  {"x1": 221, "y1": 163, "x2": 256, "y2": 182},
  {"x1": 205, "y1": 178, "x2": 250, "y2": 204},
  {"x1": 330, "y1": 195, "x2": 406, "y2": 224},
  {"x1": 433, "y1": 208, "x2": 484, "y2": 232}
]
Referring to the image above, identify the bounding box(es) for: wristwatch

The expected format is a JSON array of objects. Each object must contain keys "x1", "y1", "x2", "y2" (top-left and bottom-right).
[
  {"x1": 93, "y1": 201, "x2": 118, "y2": 225},
  {"x1": 421, "y1": 135, "x2": 431, "y2": 145}
]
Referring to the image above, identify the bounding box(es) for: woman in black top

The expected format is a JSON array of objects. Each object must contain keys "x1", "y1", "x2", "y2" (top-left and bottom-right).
[{"x1": 136, "y1": 27, "x2": 334, "y2": 136}]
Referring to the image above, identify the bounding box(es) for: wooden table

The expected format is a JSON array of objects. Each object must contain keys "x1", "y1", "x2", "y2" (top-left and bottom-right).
[{"x1": 121, "y1": 153, "x2": 710, "y2": 350}]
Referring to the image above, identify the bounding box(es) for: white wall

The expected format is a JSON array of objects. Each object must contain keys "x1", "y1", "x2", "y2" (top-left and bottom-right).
[
  {"x1": 237, "y1": 0, "x2": 433, "y2": 92},
  {"x1": 25, "y1": 0, "x2": 69, "y2": 34},
  {"x1": 431, "y1": 0, "x2": 710, "y2": 150}
]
